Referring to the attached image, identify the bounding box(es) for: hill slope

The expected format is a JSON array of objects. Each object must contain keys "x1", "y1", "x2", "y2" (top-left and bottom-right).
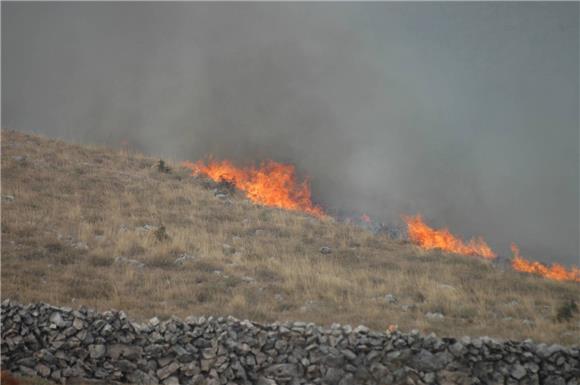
[{"x1": 1, "y1": 130, "x2": 578, "y2": 344}]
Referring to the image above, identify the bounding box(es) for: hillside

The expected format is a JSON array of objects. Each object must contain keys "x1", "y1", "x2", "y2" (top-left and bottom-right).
[{"x1": 1, "y1": 130, "x2": 579, "y2": 345}]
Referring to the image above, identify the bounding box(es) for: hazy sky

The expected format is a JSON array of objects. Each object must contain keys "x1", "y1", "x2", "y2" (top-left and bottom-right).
[{"x1": 2, "y1": 2, "x2": 579, "y2": 265}]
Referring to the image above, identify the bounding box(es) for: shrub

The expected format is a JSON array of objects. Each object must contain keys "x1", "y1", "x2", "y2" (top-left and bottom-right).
[
  {"x1": 556, "y1": 300, "x2": 578, "y2": 322},
  {"x1": 154, "y1": 225, "x2": 170, "y2": 242},
  {"x1": 216, "y1": 177, "x2": 236, "y2": 195},
  {"x1": 157, "y1": 159, "x2": 171, "y2": 173},
  {"x1": 88, "y1": 254, "x2": 114, "y2": 267}
]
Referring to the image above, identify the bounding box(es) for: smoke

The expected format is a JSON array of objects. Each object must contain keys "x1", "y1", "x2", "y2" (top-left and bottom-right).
[{"x1": 2, "y1": 2, "x2": 579, "y2": 265}]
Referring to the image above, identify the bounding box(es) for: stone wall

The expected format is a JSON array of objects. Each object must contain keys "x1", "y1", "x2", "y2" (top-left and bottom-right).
[{"x1": 1, "y1": 301, "x2": 578, "y2": 385}]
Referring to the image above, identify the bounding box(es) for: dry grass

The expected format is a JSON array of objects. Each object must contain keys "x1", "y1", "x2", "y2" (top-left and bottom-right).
[{"x1": 1, "y1": 130, "x2": 579, "y2": 345}]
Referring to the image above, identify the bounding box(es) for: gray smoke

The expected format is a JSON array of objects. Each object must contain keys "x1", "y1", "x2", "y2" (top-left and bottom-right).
[{"x1": 2, "y1": 2, "x2": 579, "y2": 266}]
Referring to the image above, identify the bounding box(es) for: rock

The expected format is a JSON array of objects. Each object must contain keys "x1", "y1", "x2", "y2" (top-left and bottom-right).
[
  {"x1": 126, "y1": 370, "x2": 159, "y2": 385},
  {"x1": 425, "y1": 312, "x2": 444, "y2": 320},
  {"x1": 544, "y1": 376, "x2": 566, "y2": 385},
  {"x1": 35, "y1": 364, "x2": 51, "y2": 377},
  {"x1": 257, "y1": 377, "x2": 278, "y2": 385},
  {"x1": 338, "y1": 373, "x2": 355, "y2": 385},
  {"x1": 149, "y1": 317, "x2": 160, "y2": 326},
  {"x1": 89, "y1": 344, "x2": 106, "y2": 359},
  {"x1": 73, "y1": 318, "x2": 84, "y2": 330},
  {"x1": 341, "y1": 349, "x2": 357, "y2": 361},
  {"x1": 108, "y1": 344, "x2": 142, "y2": 361},
  {"x1": 522, "y1": 319, "x2": 535, "y2": 327},
  {"x1": 449, "y1": 342, "x2": 465, "y2": 357},
  {"x1": 319, "y1": 246, "x2": 332, "y2": 255},
  {"x1": 157, "y1": 362, "x2": 180, "y2": 380},
  {"x1": 323, "y1": 367, "x2": 344, "y2": 384},
  {"x1": 175, "y1": 254, "x2": 196, "y2": 266},
  {"x1": 423, "y1": 372, "x2": 436, "y2": 384},
  {"x1": 114, "y1": 256, "x2": 145, "y2": 268},
  {"x1": 2, "y1": 195, "x2": 15, "y2": 202},
  {"x1": 74, "y1": 242, "x2": 89, "y2": 250},
  {"x1": 510, "y1": 364, "x2": 527, "y2": 380},
  {"x1": 264, "y1": 364, "x2": 299, "y2": 380},
  {"x1": 438, "y1": 370, "x2": 471, "y2": 385},
  {"x1": 49, "y1": 312, "x2": 67, "y2": 328},
  {"x1": 191, "y1": 374, "x2": 207, "y2": 385},
  {"x1": 411, "y1": 349, "x2": 446, "y2": 371},
  {"x1": 18, "y1": 366, "x2": 37, "y2": 377},
  {"x1": 353, "y1": 325, "x2": 369, "y2": 334},
  {"x1": 16, "y1": 357, "x2": 36, "y2": 368},
  {"x1": 384, "y1": 294, "x2": 398, "y2": 304},
  {"x1": 163, "y1": 376, "x2": 180, "y2": 385},
  {"x1": 1, "y1": 300, "x2": 578, "y2": 385}
]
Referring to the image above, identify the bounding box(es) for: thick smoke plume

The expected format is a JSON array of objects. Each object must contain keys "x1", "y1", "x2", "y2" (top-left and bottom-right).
[{"x1": 2, "y1": 3, "x2": 579, "y2": 265}]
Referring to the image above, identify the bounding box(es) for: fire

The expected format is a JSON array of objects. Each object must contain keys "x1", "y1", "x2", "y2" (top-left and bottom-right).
[
  {"x1": 510, "y1": 243, "x2": 580, "y2": 283},
  {"x1": 361, "y1": 214, "x2": 371, "y2": 224},
  {"x1": 183, "y1": 158, "x2": 325, "y2": 218},
  {"x1": 402, "y1": 214, "x2": 497, "y2": 259}
]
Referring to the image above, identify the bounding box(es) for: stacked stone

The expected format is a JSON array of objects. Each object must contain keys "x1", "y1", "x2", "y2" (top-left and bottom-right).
[{"x1": 1, "y1": 301, "x2": 578, "y2": 385}]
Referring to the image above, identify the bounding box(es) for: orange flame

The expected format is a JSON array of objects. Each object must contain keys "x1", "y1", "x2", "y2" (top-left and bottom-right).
[
  {"x1": 402, "y1": 214, "x2": 497, "y2": 259},
  {"x1": 183, "y1": 158, "x2": 325, "y2": 218},
  {"x1": 361, "y1": 214, "x2": 371, "y2": 224},
  {"x1": 510, "y1": 243, "x2": 580, "y2": 283}
]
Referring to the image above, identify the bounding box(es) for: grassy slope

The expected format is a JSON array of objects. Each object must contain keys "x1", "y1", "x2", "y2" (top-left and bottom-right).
[{"x1": 1, "y1": 130, "x2": 579, "y2": 345}]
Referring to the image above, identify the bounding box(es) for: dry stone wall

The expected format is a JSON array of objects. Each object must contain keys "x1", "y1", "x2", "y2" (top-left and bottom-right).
[{"x1": 1, "y1": 301, "x2": 578, "y2": 385}]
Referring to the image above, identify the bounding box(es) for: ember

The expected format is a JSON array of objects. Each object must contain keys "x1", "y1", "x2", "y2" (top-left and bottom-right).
[
  {"x1": 183, "y1": 158, "x2": 325, "y2": 218},
  {"x1": 402, "y1": 214, "x2": 497, "y2": 260},
  {"x1": 511, "y1": 243, "x2": 580, "y2": 283}
]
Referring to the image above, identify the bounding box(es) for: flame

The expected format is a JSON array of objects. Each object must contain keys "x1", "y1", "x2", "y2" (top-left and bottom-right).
[
  {"x1": 402, "y1": 214, "x2": 497, "y2": 259},
  {"x1": 183, "y1": 158, "x2": 325, "y2": 218},
  {"x1": 510, "y1": 243, "x2": 580, "y2": 283},
  {"x1": 361, "y1": 214, "x2": 371, "y2": 224}
]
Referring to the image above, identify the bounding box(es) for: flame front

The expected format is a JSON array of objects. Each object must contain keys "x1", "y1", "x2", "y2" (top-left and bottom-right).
[
  {"x1": 402, "y1": 214, "x2": 497, "y2": 259},
  {"x1": 360, "y1": 214, "x2": 371, "y2": 224},
  {"x1": 511, "y1": 243, "x2": 580, "y2": 283},
  {"x1": 183, "y1": 158, "x2": 325, "y2": 218}
]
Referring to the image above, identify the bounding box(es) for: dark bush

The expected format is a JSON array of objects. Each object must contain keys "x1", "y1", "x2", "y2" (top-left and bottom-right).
[
  {"x1": 157, "y1": 159, "x2": 171, "y2": 173},
  {"x1": 154, "y1": 225, "x2": 170, "y2": 242},
  {"x1": 556, "y1": 299, "x2": 578, "y2": 322}
]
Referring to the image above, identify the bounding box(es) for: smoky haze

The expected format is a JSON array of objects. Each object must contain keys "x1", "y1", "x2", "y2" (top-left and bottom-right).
[{"x1": 2, "y1": 2, "x2": 579, "y2": 266}]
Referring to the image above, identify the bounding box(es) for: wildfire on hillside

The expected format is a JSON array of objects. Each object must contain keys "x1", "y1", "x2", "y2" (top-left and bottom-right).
[
  {"x1": 402, "y1": 214, "x2": 497, "y2": 260},
  {"x1": 183, "y1": 157, "x2": 579, "y2": 283},
  {"x1": 510, "y1": 243, "x2": 580, "y2": 283},
  {"x1": 182, "y1": 158, "x2": 326, "y2": 218}
]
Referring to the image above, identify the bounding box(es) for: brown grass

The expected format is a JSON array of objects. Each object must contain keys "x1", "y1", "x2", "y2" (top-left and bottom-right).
[{"x1": 1, "y1": 129, "x2": 579, "y2": 345}]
